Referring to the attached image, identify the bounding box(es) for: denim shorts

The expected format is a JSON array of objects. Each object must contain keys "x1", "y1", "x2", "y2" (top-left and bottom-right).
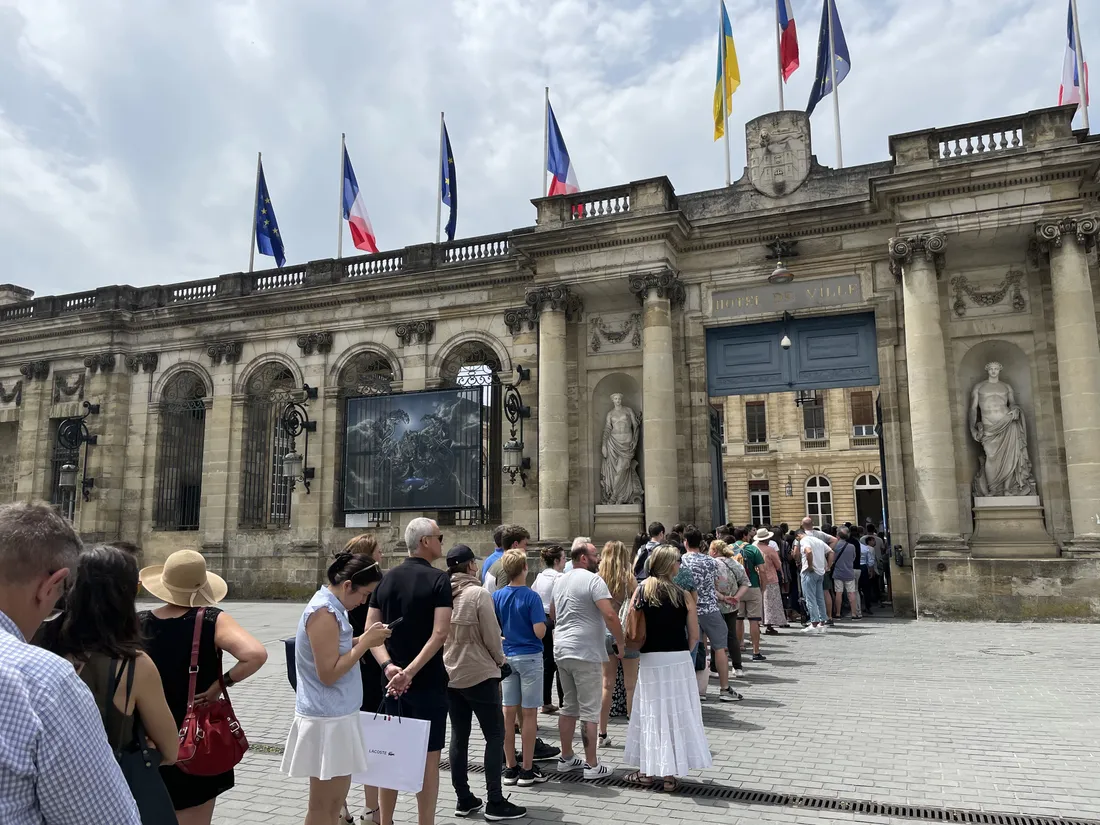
[
  {"x1": 502, "y1": 653, "x2": 544, "y2": 709},
  {"x1": 605, "y1": 633, "x2": 641, "y2": 660}
]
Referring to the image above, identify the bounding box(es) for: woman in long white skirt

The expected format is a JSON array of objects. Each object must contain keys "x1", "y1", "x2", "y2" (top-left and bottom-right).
[
  {"x1": 623, "y1": 545, "x2": 713, "y2": 792},
  {"x1": 281, "y1": 552, "x2": 390, "y2": 825}
]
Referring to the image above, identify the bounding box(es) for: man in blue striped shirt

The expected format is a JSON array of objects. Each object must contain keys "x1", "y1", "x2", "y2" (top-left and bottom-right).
[{"x1": 0, "y1": 501, "x2": 140, "y2": 825}]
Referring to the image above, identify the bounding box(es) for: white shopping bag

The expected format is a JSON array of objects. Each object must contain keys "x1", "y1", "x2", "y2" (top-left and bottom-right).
[{"x1": 351, "y1": 709, "x2": 431, "y2": 794}]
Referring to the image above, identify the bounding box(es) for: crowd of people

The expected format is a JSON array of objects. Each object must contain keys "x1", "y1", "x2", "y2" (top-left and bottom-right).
[{"x1": 0, "y1": 500, "x2": 891, "y2": 825}]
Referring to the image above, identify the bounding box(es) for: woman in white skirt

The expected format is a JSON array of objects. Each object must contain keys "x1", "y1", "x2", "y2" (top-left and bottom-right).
[
  {"x1": 623, "y1": 545, "x2": 712, "y2": 793},
  {"x1": 282, "y1": 552, "x2": 391, "y2": 825}
]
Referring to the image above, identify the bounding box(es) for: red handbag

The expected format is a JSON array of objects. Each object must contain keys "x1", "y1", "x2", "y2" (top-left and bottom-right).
[{"x1": 176, "y1": 607, "x2": 249, "y2": 776}]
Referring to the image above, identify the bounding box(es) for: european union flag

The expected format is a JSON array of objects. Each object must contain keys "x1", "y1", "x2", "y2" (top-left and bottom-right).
[
  {"x1": 440, "y1": 122, "x2": 458, "y2": 243},
  {"x1": 806, "y1": 0, "x2": 850, "y2": 116},
  {"x1": 255, "y1": 159, "x2": 285, "y2": 267}
]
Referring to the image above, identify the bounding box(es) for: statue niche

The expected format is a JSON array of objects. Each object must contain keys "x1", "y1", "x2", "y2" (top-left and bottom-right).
[
  {"x1": 600, "y1": 393, "x2": 643, "y2": 505},
  {"x1": 969, "y1": 361, "x2": 1036, "y2": 497}
]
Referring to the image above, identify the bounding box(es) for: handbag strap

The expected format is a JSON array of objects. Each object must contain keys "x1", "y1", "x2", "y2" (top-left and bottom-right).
[{"x1": 184, "y1": 607, "x2": 205, "y2": 714}]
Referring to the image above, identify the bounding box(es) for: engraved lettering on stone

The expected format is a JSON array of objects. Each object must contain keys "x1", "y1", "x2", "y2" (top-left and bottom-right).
[
  {"x1": 746, "y1": 112, "x2": 811, "y2": 198},
  {"x1": 950, "y1": 271, "x2": 1026, "y2": 317},
  {"x1": 969, "y1": 362, "x2": 1036, "y2": 497},
  {"x1": 600, "y1": 393, "x2": 643, "y2": 505}
]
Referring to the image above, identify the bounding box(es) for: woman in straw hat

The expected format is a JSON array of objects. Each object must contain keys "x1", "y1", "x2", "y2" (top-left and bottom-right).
[{"x1": 139, "y1": 550, "x2": 268, "y2": 825}]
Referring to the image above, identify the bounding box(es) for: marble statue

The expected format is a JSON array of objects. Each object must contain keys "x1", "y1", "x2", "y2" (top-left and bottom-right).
[
  {"x1": 969, "y1": 362, "x2": 1037, "y2": 497},
  {"x1": 600, "y1": 393, "x2": 643, "y2": 505}
]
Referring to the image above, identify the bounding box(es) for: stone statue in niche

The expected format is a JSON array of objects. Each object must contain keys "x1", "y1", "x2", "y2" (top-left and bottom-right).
[
  {"x1": 600, "y1": 393, "x2": 643, "y2": 505},
  {"x1": 969, "y1": 362, "x2": 1037, "y2": 497}
]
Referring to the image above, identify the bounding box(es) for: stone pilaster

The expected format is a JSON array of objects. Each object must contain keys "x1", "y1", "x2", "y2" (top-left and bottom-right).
[
  {"x1": 527, "y1": 285, "x2": 582, "y2": 540},
  {"x1": 629, "y1": 271, "x2": 685, "y2": 532},
  {"x1": 1036, "y1": 216, "x2": 1100, "y2": 553},
  {"x1": 889, "y1": 235, "x2": 967, "y2": 552},
  {"x1": 14, "y1": 361, "x2": 51, "y2": 501}
]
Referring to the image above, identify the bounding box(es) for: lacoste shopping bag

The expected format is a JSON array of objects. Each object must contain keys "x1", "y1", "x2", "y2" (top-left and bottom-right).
[{"x1": 351, "y1": 709, "x2": 430, "y2": 794}]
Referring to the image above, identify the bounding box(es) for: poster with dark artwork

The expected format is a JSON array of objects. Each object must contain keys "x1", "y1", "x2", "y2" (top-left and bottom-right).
[{"x1": 343, "y1": 388, "x2": 484, "y2": 512}]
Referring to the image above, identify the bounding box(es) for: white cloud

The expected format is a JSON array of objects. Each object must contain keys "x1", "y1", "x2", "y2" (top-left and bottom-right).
[{"x1": 0, "y1": 0, "x2": 1091, "y2": 296}]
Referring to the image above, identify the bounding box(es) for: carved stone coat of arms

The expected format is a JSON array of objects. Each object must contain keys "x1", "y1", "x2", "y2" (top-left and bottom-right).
[{"x1": 746, "y1": 111, "x2": 811, "y2": 198}]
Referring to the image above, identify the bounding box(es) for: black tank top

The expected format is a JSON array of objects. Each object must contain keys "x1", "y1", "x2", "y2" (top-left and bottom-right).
[
  {"x1": 140, "y1": 607, "x2": 222, "y2": 727},
  {"x1": 638, "y1": 598, "x2": 689, "y2": 653}
]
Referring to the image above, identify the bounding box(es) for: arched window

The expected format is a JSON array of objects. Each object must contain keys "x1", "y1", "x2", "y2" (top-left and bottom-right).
[
  {"x1": 855, "y1": 473, "x2": 881, "y2": 490},
  {"x1": 239, "y1": 364, "x2": 297, "y2": 528},
  {"x1": 154, "y1": 371, "x2": 208, "y2": 531},
  {"x1": 854, "y1": 473, "x2": 883, "y2": 529},
  {"x1": 337, "y1": 353, "x2": 395, "y2": 527},
  {"x1": 805, "y1": 475, "x2": 833, "y2": 526},
  {"x1": 439, "y1": 342, "x2": 503, "y2": 526}
]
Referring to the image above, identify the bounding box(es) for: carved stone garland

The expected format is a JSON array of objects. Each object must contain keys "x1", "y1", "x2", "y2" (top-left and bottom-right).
[
  {"x1": 950, "y1": 271, "x2": 1026, "y2": 317},
  {"x1": 590, "y1": 313, "x2": 642, "y2": 352},
  {"x1": 0, "y1": 380, "x2": 22, "y2": 406},
  {"x1": 53, "y1": 371, "x2": 85, "y2": 403}
]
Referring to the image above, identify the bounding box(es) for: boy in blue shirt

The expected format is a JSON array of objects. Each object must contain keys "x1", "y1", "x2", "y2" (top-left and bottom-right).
[{"x1": 493, "y1": 549, "x2": 548, "y2": 788}]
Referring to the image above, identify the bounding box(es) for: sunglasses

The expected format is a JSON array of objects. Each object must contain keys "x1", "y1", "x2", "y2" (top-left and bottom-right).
[{"x1": 350, "y1": 562, "x2": 381, "y2": 585}]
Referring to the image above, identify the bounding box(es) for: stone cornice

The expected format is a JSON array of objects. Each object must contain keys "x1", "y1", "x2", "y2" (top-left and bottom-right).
[
  {"x1": 1035, "y1": 215, "x2": 1099, "y2": 252},
  {"x1": 888, "y1": 234, "x2": 947, "y2": 281},
  {"x1": 525, "y1": 285, "x2": 583, "y2": 320},
  {"x1": 628, "y1": 270, "x2": 686, "y2": 308},
  {"x1": 394, "y1": 321, "x2": 435, "y2": 347}
]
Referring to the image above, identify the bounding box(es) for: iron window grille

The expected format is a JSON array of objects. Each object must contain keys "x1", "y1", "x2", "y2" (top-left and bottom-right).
[
  {"x1": 239, "y1": 364, "x2": 297, "y2": 529},
  {"x1": 154, "y1": 371, "x2": 208, "y2": 531}
]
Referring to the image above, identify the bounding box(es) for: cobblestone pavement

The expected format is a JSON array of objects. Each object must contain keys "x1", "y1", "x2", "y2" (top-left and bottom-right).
[{"x1": 202, "y1": 602, "x2": 1100, "y2": 825}]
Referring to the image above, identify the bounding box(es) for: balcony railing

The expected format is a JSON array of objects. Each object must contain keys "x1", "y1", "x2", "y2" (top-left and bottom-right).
[
  {"x1": 802, "y1": 438, "x2": 829, "y2": 450},
  {"x1": 0, "y1": 303, "x2": 34, "y2": 322},
  {"x1": 935, "y1": 122, "x2": 1024, "y2": 159},
  {"x1": 851, "y1": 435, "x2": 879, "y2": 449},
  {"x1": 251, "y1": 266, "x2": 307, "y2": 293},
  {"x1": 745, "y1": 442, "x2": 770, "y2": 455},
  {"x1": 568, "y1": 188, "x2": 631, "y2": 221},
  {"x1": 345, "y1": 250, "x2": 405, "y2": 280},
  {"x1": 441, "y1": 234, "x2": 510, "y2": 264},
  {"x1": 170, "y1": 280, "x2": 219, "y2": 303},
  {"x1": 60, "y1": 293, "x2": 97, "y2": 314}
]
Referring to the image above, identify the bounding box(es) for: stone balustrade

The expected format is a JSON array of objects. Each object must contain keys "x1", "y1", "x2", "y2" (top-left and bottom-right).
[
  {"x1": 170, "y1": 279, "x2": 220, "y2": 303},
  {"x1": 533, "y1": 176, "x2": 676, "y2": 229}
]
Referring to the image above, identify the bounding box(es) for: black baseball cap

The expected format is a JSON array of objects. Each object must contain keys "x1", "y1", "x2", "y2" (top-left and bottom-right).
[{"x1": 446, "y1": 544, "x2": 477, "y2": 569}]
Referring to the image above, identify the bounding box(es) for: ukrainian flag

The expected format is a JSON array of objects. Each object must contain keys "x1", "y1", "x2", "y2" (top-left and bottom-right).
[{"x1": 713, "y1": 0, "x2": 741, "y2": 141}]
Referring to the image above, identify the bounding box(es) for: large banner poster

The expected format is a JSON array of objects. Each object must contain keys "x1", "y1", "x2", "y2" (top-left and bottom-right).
[{"x1": 343, "y1": 388, "x2": 484, "y2": 513}]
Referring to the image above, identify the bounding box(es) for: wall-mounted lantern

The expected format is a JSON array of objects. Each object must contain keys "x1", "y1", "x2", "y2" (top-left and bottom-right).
[
  {"x1": 57, "y1": 401, "x2": 100, "y2": 501},
  {"x1": 503, "y1": 366, "x2": 531, "y2": 487},
  {"x1": 785, "y1": 475, "x2": 794, "y2": 498},
  {"x1": 281, "y1": 384, "x2": 317, "y2": 493}
]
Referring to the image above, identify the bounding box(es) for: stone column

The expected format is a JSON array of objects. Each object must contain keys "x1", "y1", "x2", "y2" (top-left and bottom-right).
[
  {"x1": 527, "y1": 286, "x2": 581, "y2": 541},
  {"x1": 629, "y1": 271, "x2": 685, "y2": 533},
  {"x1": 889, "y1": 235, "x2": 966, "y2": 551},
  {"x1": 1037, "y1": 216, "x2": 1100, "y2": 552}
]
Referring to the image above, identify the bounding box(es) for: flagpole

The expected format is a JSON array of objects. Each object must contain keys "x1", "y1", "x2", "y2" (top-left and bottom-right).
[
  {"x1": 827, "y1": 0, "x2": 844, "y2": 167},
  {"x1": 337, "y1": 135, "x2": 345, "y2": 259},
  {"x1": 775, "y1": 0, "x2": 785, "y2": 110},
  {"x1": 249, "y1": 151, "x2": 261, "y2": 273},
  {"x1": 720, "y1": 0, "x2": 731, "y2": 186},
  {"x1": 543, "y1": 87, "x2": 550, "y2": 196},
  {"x1": 1072, "y1": 0, "x2": 1090, "y2": 131},
  {"x1": 436, "y1": 112, "x2": 445, "y2": 244}
]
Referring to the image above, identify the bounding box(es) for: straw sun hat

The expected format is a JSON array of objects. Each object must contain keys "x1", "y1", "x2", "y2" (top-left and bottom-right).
[{"x1": 140, "y1": 549, "x2": 228, "y2": 607}]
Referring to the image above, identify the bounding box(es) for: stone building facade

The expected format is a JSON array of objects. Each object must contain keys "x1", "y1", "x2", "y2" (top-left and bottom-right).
[{"x1": 2, "y1": 104, "x2": 1099, "y2": 619}]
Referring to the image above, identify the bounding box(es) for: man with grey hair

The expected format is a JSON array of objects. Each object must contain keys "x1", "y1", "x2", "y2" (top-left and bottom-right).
[
  {"x1": 368, "y1": 517, "x2": 452, "y2": 825},
  {"x1": 562, "y1": 536, "x2": 591, "y2": 573},
  {"x1": 0, "y1": 501, "x2": 140, "y2": 825}
]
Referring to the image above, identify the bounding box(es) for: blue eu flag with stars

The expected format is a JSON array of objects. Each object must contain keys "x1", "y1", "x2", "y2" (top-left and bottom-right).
[
  {"x1": 255, "y1": 160, "x2": 285, "y2": 267},
  {"x1": 440, "y1": 122, "x2": 458, "y2": 243}
]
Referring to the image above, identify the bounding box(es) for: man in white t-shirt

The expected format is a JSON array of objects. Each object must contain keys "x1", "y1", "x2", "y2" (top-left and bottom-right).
[
  {"x1": 549, "y1": 540, "x2": 624, "y2": 780},
  {"x1": 797, "y1": 527, "x2": 830, "y2": 631}
]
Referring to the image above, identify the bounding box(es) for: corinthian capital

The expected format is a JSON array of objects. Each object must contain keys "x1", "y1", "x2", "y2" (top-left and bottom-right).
[
  {"x1": 888, "y1": 233, "x2": 947, "y2": 281},
  {"x1": 525, "y1": 285, "x2": 583, "y2": 320},
  {"x1": 1035, "y1": 215, "x2": 1099, "y2": 252},
  {"x1": 627, "y1": 270, "x2": 686, "y2": 308}
]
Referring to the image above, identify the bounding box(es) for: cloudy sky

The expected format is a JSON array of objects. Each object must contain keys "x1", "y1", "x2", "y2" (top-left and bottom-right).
[{"x1": 0, "y1": 0, "x2": 1093, "y2": 296}]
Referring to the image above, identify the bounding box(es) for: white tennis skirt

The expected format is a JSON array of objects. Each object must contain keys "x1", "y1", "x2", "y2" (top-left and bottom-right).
[
  {"x1": 281, "y1": 711, "x2": 368, "y2": 780},
  {"x1": 623, "y1": 650, "x2": 713, "y2": 778}
]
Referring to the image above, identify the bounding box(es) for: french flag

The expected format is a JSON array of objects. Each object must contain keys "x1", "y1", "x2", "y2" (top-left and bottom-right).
[
  {"x1": 778, "y1": 0, "x2": 799, "y2": 82},
  {"x1": 342, "y1": 146, "x2": 378, "y2": 254},
  {"x1": 1059, "y1": 1, "x2": 1088, "y2": 110},
  {"x1": 546, "y1": 102, "x2": 580, "y2": 196}
]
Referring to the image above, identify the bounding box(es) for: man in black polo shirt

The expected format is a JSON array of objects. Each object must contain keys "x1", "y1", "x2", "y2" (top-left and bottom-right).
[{"x1": 368, "y1": 517, "x2": 453, "y2": 825}]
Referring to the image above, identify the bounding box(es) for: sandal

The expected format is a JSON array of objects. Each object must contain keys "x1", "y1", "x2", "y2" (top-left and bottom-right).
[
  {"x1": 660, "y1": 776, "x2": 681, "y2": 793},
  {"x1": 358, "y1": 809, "x2": 380, "y2": 825},
  {"x1": 624, "y1": 770, "x2": 655, "y2": 788},
  {"x1": 340, "y1": 802, "x2": 354, "y2": 824}
]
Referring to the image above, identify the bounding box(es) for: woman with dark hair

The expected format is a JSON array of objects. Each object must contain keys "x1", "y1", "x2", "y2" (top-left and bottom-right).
[
  {"x1": 46, "y1": 545, "x2": 181, "y2": 819},
  {"x1": 532, "y1": 544, "x2": 565, "y2": 714},
  {"x1": 281, "y1": 552, "x2": 391, "y2": 825}
]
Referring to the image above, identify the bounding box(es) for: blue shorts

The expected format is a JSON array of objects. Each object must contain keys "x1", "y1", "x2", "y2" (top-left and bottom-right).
[
  {"x1": 502, "y1": 653, "x2": 544, "y2": 709},
  {"x1": 605, "y1": 633, "x2": 641, "y2": 660}
]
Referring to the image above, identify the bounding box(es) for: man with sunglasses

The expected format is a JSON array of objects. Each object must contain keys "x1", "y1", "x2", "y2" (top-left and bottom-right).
[
  {"x1": 0, "y1": 501, "x2": 140, "y2": 825},
  {"x1": 368, "y1": 517, "x2": 453, "y2": 825}
]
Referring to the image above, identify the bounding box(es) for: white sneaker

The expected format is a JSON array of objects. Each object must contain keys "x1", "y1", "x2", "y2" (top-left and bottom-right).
[
  {"x1": 800, "y1": 624, "x2": 817, "y2": 633},
  {"x1": 732, "y1": 668, "x2": 745, "y2": 677},
  {"x1": 557, "y1": 755, "x2": 584, "y2": 770},
  {"x1": 814, "y1": 625, "x2": 828, "y2": 633},
  {"x1": 583, "y1": 762, "x2": 611, "y2": 780}
]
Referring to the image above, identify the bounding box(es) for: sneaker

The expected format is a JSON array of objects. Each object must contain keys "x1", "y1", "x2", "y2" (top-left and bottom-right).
[
  {"x1": 825, "y1": 619, "x2": 835, "y2": 626},
  {"x1": 583, "y1": 762, "x2": 612, "y2": 780},
  {"x1": 752, "y1": 653, "x2": 767, "y2": 662},
  {"x1": 814, "y1": 625, "x2": 828, "y2": 633},
  {"x1": 719, "y1": 687, "x2": 743, "y2": 702},
  {"x1": 851, "y1": 615, "x2": 862, "y2": 621},
  {"x1": 518, "y1": 766, "x2": 549, "y2": 786},
  {"x1": 556, "y1": 754, "x2": 584, "y2": 771},
  {"x1": 698, "y1": 693, "x2": 708, "y2": 702},
  {"x1": 598, "y1": 733, "x2": 612, "y2": 748},
  {"x1": 502, "y1": 766, "x2": 520, "y2": 786},
  {"x1": 541, "y1": 704, "x2": 559, "y2": 715},
  {"x1": 800, "y1": 624, "x2": 817, "y2": 633},
  {"x1": 709, "y1": 670, "x2": 720, "y2": 680},
  {"x1": 484, "y1": 798, "x2": 528, "y2": 821},
  {"x1": 732, "y1": 668, "x2": 746, "y2": 677},
  {"x1": 533, "y1": 738, "x2": 560, "y2": 761},
  {"x1": 455, "y1": 797, "x2": 484, "y2": 818}
]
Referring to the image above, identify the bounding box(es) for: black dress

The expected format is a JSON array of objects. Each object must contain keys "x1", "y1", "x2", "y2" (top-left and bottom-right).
[
  {"x1": 140, "y1": 607, "x2": 233, "y2": 810},
  {"x1": 348, "y1": 602, "x2": 385, "y2": 714}
]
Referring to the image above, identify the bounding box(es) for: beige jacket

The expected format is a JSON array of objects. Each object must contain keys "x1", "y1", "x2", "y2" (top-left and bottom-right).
[{"x1": 444, "y1": 573, "x2": 506, "y2": 689}]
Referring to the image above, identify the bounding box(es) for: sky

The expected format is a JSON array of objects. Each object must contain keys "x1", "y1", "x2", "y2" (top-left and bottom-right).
[{"x1": 0, "y1": 0, "x2": 1094, "y2": 297}]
